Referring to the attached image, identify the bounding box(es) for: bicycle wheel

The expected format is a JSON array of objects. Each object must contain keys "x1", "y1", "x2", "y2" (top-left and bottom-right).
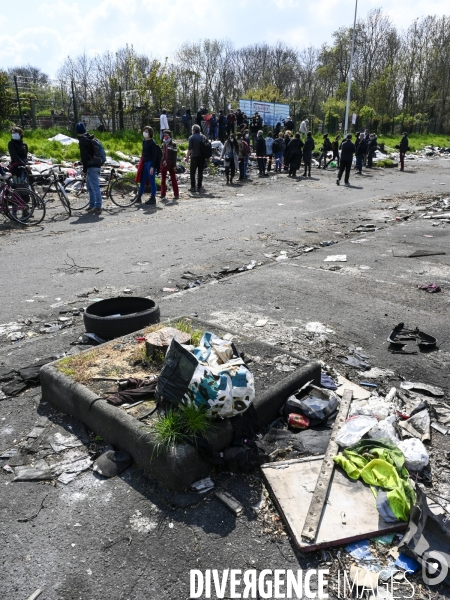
[
  {"x1": 65, "y1": 180, "x2": 90, "y2": 211},
  {"x1": 6, "y1": 188, "x2": 46, "y2": 226},
  {"x1": 109, "y1": 178, "x2": 139, "y2": 207},
  {"x1": 56, "y1": 182, "x2": 72, "y2": 216}
]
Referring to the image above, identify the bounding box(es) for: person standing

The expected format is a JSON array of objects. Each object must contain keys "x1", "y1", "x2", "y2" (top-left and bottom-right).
[
  {"x1": 331, "y1": 134, "x2": 341, "y2": 168},
  {"x1": 265, "y1": 131, "x2": 274, "y2": 172},
  {"x1": 336, "y1": 134, "x2": 356, "y2": 186},
  {"x1": 236, "y1": 132, "x2": 246, "y2": 181},
  {"x1": 160, "y1": 130, "x2": 179, "y2": 204},
  {"x1": 8, "y1": 126, "x2": 30, "y2": 217},
  {"x1": 243, "y1": 129, "x2": 251, "y2": 178},
  {"x1": 159, "y1": 109, "x2": 169, "y2": 141},
  {"x1": 209, "y1": 113, "x2": 217, "y2": 141},
  {"x1": 363, "y1": 129, "x2": 370, "y2": 165},
  {"x1": 284, "y1": 116, "x2": 294, "y2": 132},
  {"x1": 256, "y1": 130, "x2": 267, "y2": 176},
  {"x1": 355, "y1": 133, "x2": 366, "y2": 174},
  {"x1": 367, "y1": 134, "x2": 377, "y2": 168},
  {"x1": 399, "y1": 132, "x2": 409, "y2": 171},
  {"x1": 186, "y1": 124, "x2": 205, "y2": 192},
  {"x1": 227, "y1": 111, "x2": 236, "y2": 136},
  {"x1": 218, "y1": 111, "x2": 227, "y2": 143},
  {"x1": 221, "y1": 133, "x2": 239, "y2": 184},
  {"x1": 250, "y1": 116, "x2": 259, "y2": 151},
  {"x1": 182, "y1": 109, "x2": 191, "y2": 138},
  {"x1": 285, "y1": 133, "x2": 304, "y2": 178},
  {"x1": 136, "y1": 126, "x2": 158, "y2": 205},
  {"x1": 283, "y1": 130, "x2": 292, "y2": 172},
  {"x1": 76, "y1": 122, "x2": 105, "y2": 214},
  {"x1": 302, "y1": 131, "x2": 315, "y2": 177},
  {"x1": 274, "y1": 122, "x2": 282, "y2": 138},
  {"x1": 299, "y1": 118, "x2": 308, "y2": 139},
  {"x1": 272, "y1": 133, "x2": 285, "y2": 173},
  {"x1": 255, "y1": 112, "x2": 263, "y2": 129},
  {"x1": 318, "y1": 133, "x2": 332, "y2": 169},
  {"x1": 236, "y1": 108, "x2": 244, "y2": 129}
]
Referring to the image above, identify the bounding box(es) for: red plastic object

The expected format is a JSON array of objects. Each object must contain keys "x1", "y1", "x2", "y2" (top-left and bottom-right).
[{"x1": 288, "y1": 413, "x2": 310, "y2": 430}]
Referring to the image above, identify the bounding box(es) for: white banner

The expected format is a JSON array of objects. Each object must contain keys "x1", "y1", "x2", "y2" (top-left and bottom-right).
[{"x1": 239, "y1": 99, "x2": 290, "y2": 127}]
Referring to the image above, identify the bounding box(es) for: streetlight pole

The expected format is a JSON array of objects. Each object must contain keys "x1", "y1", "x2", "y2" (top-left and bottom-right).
[{"x1": 344, "y1": 0, "x2": 358, "y2": 135}]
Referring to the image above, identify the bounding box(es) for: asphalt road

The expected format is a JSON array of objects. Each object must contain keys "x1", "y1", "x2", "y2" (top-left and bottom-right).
[{"x1": 1, "y1": 158, "x2": 450, "y2": 599}]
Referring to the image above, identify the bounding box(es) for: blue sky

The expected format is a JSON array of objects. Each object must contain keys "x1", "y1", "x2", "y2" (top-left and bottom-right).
[{"x1": 0, "y1": 0, "x2": 448, "y2": 77}]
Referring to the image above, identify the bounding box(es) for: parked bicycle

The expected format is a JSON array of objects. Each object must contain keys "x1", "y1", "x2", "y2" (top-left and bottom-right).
[
  {"x1": 65, "y1": 167, "x2": 139, "y2": 210},
  {"x1": 0, "y1": 168, "x2": 46, "y2": 226},
  {"x1": 29, "y1": 164, "x2": 71, "y2": 217}
]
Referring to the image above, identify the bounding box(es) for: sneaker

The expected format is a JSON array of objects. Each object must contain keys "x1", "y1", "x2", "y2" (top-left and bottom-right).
[
  {"x1": 166, "y1": 200, "x2": 174, "y2": 206},
  {"x1": 145, "y1": 197, "x2": 156, "y2": 205},
  {"x1": 336, "y1": 179, "x2": 340, "y2": 185},
  {"x1": 197, "y1": 187, "x2": 205, "y2": 193},
  {"x1": 159, "y1": 196, "x2": 166, "y2": 201},
  {"x1": 85, "y1": 206, "x2": 95, "y2": 212},
  {"x1": 189, "y1": 187, "x2": 196, "y2": 193},
  {"x1": 173, "y1": 196, "x2": 180, "y2": 200},
  {"x1": 92, "y1": 208, "x2": 102, "y2": 214},
  {"x1": 344, "y1": 182, "x2": 350, "y2": 186}
]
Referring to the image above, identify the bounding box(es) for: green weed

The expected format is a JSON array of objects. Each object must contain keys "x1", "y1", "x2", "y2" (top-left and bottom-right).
[
  {"x1": 173, "y1": 318, "x2": 203, "y2": 346},
  {"x1": 179, "y1": 402, "x2": 213, "y2": 437},
  {"x1": 152, "y1": 409, "x2": 189, "y2": 452},
  {"x1": 374, "y1": 159, "x2": 395, "y2": 168}
]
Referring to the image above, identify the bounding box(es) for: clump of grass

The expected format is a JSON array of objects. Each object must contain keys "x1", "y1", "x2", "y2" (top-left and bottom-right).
[
  {"x1": 375, "y1": 159, "x2": 395, "y2": 168},
  {"x1": 151, "y1": 402, "x2": 215, "y2": 455},
  {"x1": 56, "y1": 351, "x2": 96, "y2": 383},
  {"x1": 179, "y1": 402, "x2": 212, "y2": 436},
  {"x1": 174, "y1": 318, "x2": 203, "y2": 346},
  {"x1": 153, "y1": 409, "x2": 189, "y2": 451}
]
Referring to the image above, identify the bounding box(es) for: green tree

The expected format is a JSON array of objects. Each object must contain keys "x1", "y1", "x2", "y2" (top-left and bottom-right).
[{"x1": 0, "y1": 71, "x2": 13, "y2": 128}]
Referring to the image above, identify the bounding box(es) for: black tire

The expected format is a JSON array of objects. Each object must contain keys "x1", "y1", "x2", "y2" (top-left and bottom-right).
[
  {"x1": 56, "y1": 182, "x2": 72, "y2": 216},
  {"x1": 6, "y1": 188, "x2": 46, "y2": 226},
  {"x1": 65, "y1": 180, "x2": 90, "y2": 210},
  {"x1": 109, "y1": 178, "x2": 139, "y2": 207},
  {"x1": 83, "y1": 297, "x2": 160, "y2": 340}
]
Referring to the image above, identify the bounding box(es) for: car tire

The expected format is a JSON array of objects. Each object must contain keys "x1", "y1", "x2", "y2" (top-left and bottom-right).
[{"x1": 83, "y1": 297, "x2": 160, "y2": 340}]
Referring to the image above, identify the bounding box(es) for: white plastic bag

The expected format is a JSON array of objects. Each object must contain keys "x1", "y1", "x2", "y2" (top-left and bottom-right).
[
  {"x1": 368, "y1": 417, "x2": 400, "y2": 445},
  {"x1": 398, "y1": 438, "x2": 429, "y2": 471},
  {"x1": 350, "y1": 395, "x2": 394, "y2": 421},
  {"x1": 336, "y1": 415, "x2": 378, "y2": 448}
]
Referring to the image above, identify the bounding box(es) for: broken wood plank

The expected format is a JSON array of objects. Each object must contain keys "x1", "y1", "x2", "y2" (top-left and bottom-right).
[{"x1": 301, "y1": 389, "x2": 353, "y2": 543}]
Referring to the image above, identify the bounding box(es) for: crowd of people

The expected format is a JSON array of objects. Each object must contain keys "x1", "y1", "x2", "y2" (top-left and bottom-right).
[{"x1": 3, "y1": 113, "x2": 411, "y2": 214}]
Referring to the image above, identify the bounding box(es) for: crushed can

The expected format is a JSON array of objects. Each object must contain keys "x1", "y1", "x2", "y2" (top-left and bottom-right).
[{"x1": 288, "y1": 413, "x2": 310, "y2": 430}]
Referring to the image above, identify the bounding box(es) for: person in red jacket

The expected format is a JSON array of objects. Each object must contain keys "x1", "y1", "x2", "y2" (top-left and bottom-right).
[{"x1": 160, "y1": 130, "x2": 179, "y2": 204}]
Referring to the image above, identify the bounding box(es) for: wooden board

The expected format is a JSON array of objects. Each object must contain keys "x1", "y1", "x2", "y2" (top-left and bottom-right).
[{"x1": 261, "y1": 456, "x2": 406, "y2": 552}]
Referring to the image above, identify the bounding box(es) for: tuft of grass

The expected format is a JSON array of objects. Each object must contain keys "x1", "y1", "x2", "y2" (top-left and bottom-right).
[
  {"x1": 174, "y1": 318, "x2": 203, "y2": 346},
  {"x1": 152, "y1": 409, "x2": 189, "y2": 452},
  {"x1": 374, "y1": 158, "x2": 395, "y2": 168},
  {"x1": 179, "y1": 402, "x2": 213, "y2": 437},
  {"x1": 56, "y1": 352, "x2": 96, "y2": 383}
]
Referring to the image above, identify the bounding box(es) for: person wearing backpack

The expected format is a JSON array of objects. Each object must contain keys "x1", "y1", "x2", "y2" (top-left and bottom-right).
[
  {"x1": 160, "y1": 130, "x2": 179, "y2": 204},
  {"x1": 318, "y1": 133, "x2": 332, "y2": 169},
  {"x1": 76, "y1": 122, "x2": 106, "y2": 214}
]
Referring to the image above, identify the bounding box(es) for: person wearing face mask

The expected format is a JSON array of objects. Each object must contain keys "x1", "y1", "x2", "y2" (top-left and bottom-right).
[
  {"x1": 136, "y1": 126, "x2": 158, "y2": 205},
  {"x1": 220, "y1": 133, "x2": 239, "y2": 185},
  {"x1": 160, "y1": 130, "x2": 179, "y2": 205},
  {"x1": 8, "y1": 126, "x2": 30, "y2": 216}
]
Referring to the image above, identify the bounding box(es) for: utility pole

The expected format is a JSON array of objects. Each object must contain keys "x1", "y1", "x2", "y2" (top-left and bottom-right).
[
  {"x1": 344, "y1": 0, "x2": 358, "y2": 135},
  {"x1": 14, "y1": 76, "x2": 24, "y2": 128}
]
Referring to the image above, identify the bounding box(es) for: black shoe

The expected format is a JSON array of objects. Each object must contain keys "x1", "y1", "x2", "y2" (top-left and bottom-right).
[
  {"x1": 145, "y1": 196, "x2": 156, "y2": 205},
  {"x1": 135, "y1": 194, "x2": 142, "y2": 204}
]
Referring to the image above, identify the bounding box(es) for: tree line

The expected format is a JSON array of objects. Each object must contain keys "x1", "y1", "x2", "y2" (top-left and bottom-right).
[{"x1": 2, "y1": 8, "x2": 450, "y2": 134}]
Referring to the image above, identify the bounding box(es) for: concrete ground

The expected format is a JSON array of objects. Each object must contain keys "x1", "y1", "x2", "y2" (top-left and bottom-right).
[{"x1": 0, "y1": 158, "x2": 449, "y2": 599}]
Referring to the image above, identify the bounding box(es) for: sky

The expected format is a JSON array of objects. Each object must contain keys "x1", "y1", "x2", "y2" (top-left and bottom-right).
[{"x1": 0, "y1": 0, "x2": 448, "y2": 78}]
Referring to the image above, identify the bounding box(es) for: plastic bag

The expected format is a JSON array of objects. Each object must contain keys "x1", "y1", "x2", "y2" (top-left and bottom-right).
[
  {"x1": 368, "y1": 417, "x2": 400, "y2": 445},
  {"x1": 284, "y1": 384, "x2": 339, "y2": 425},
  {"x1": 336, "y1": 415, "x2": 378, "y2": 447},
  {"x1": 350, "y1": 395, "x2": 395, "y2": 421},
  {"x1": 156, "y1": 339, "x2": 198, "y2": 407},
  {"x1": 397, "y1": 438, "x2": 429, "y2": 471}
]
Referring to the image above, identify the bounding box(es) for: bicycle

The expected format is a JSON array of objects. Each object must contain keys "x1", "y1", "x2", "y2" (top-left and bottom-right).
[
  {"x1": 29, "y1": 164, "x2": 71, "y2": 217},
  {"x1": 65, "y1": 167, "x2": 139, "y2": 210},
  {"x1": 0, "y1": 169, "x2": 46, "y2": 226}
]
